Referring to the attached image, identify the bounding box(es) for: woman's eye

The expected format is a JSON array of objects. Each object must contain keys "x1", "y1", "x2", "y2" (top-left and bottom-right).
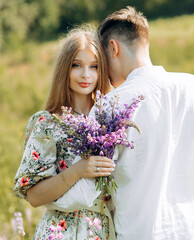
[
  {"x1": 72, "y1": 63, "x2": 80, "y2": 68},
  {"x1": 91, "y1": 65, "x2": 98, "y2": 69}
]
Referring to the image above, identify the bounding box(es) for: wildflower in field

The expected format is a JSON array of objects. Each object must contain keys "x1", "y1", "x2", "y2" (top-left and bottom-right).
[{"x1": 14, "y1": 212, "x2": 25, "y2": 239}]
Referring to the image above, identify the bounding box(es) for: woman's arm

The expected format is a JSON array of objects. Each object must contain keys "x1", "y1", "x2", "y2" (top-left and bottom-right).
[{"x1": 27, "y1": 156, "x2": 115, "y2": 207}]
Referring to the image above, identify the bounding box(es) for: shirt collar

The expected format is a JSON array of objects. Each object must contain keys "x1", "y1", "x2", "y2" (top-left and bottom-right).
[
  {"x1": 126, "y1": 65, "x2": 166, "y2": 82},
  {"x1": 114, "y1": 65, "x2": 165, "y2": 91}
]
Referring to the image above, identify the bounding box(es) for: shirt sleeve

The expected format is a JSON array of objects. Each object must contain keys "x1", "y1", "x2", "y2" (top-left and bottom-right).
[
  {"x1": 13, "y1": 111, "x2": 57, "y2": 199},
  {"x1": 45, "y1": 155, "x2": 101, "y2": 212},
  {"x1": 45, "y1": 178, "x2": 101, "y2": 212}
]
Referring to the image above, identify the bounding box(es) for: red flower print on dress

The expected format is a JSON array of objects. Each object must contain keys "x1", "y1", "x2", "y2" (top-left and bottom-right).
[
  {"x1": 32, "y1": 151, "x2": 40, "y2": 160},
  {"x1": 104, "y1": 194, "x2": 111, "y2": 202},
  {"x1": 58, "y1": 219, "x2": 66, "y2": 231},
  {"x1": 20, "y1": 177, "x2": 30, "y2": 187},
  {"x1": 95, "y1": 237, "x2": 101, "y2": 240},
  {"x1": 38, "y1": 116, "x2": 46, "y2": 122},
  {"x1": 59, "y1": 159, "x2": 67, "y2": 170}
]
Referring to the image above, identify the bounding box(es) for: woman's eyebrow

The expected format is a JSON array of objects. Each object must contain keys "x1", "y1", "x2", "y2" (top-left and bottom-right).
[
  {"x1": 73, "y1": 59, "x2": 97, "y2": 64},
  {"x1": 73, "y1": 59, "x2": 81, "y2": 62}
]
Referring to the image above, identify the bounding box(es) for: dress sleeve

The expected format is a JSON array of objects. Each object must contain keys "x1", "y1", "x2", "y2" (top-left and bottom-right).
[
  {"x1": 13, "y1": 111, "x2": 57, "y2": 200},
  {"x1": 45, "y1": 151, "x2": 117, "y2": 212}
]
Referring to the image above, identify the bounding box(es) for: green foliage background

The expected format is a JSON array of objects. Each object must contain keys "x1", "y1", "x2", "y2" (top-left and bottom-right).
[
  {"x1": 0, "y1": 1, "x2": 194, "y2": 238},
  {"x1": 0, "y1": 0, "x2": 194, "y2": 51}
]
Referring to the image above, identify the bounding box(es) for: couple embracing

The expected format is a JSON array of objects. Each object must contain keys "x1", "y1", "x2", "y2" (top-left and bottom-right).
[{"x1": 14, "y1": 6, "x2": 194, "y2": 240}]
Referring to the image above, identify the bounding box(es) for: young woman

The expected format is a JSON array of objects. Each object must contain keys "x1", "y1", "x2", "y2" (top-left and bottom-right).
[{"x1": 14, "y1": 27, "x2": 115, "y2": 240}]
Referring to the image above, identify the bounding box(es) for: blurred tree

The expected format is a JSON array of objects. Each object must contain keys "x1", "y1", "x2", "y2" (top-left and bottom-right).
[
  {"x1": 58, "y1": 0, "x2": 99, "y2": 31},
  {"x1": 0, "y1": 0, "x2": 61, "y2": 51},
  {"x1": 156, "y1": 0, "x2": 194, "y2": 17},
  {"x1": 27, "y1": 0, "x2": 60, "y2": 39},
  {"x1": 0, "y1": 0, "x2": 37, "y2": 51},
  {"x1": 0, "y1": 0, "x2": 193, "y2": 51}
]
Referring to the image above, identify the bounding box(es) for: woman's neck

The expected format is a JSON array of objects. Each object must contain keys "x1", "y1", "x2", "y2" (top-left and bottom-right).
[{"x1": 73, "y1": 94, "x2": 93, "y2": 115}]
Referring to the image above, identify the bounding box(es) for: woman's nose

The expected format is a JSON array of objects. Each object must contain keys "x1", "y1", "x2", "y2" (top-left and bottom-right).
[{"x1": 82, "y1": 67, "x2": 90, "y2": 79}]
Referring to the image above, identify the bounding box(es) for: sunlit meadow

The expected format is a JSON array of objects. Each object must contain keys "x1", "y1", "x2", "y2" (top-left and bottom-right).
[{"x1": 0, "y1": 15, "x2": 194, "y2": 239}]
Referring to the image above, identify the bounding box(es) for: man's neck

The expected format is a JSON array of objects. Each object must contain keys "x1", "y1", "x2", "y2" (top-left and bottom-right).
[
  {"x1": 123, "y1": 52, "x2": 152, "y2": 79},
  {"x1": 122, "y1": 43, "x2": 152, "y2": 79},
  {"x1": 112, "y1": 58, "x2": 152, "y2": 88},
  {"x1": 110, "y1": 42, "x2": 152, "y2": 88}
]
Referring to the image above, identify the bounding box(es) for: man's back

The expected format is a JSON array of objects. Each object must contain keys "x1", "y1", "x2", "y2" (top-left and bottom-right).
[{"x1": 109, "y1": 66, "x2": 194, "y2": 239}]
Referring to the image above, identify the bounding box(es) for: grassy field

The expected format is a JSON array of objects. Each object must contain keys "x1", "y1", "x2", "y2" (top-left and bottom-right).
[
  {"x1": 149, "y1": 14, "x2": 194, "y2": 73},
  {"x1": 1, "y1": 14, "x2": 194, "y2": 239}
]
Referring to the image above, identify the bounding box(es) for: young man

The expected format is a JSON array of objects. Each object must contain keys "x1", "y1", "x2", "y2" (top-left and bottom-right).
[{"x1": 97, "y1": 6, "x2": 194, "y2": 240}]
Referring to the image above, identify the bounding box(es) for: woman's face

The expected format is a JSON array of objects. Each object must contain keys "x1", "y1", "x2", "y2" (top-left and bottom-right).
[{"x1": 69, "y1": 48, "x2": 98, "y2": 97}]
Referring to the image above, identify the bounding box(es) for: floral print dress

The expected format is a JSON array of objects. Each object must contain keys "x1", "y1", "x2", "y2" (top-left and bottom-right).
[{"x1": 13, "y1": 111, "x2": 109, "y2": 240}]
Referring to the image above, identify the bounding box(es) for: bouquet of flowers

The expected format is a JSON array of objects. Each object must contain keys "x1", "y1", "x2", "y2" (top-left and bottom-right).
[{"x1": 53, "y1": 91, "x2": 144, "y2": 196}]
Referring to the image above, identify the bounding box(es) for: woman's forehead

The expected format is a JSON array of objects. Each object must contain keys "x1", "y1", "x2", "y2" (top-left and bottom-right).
[{"x1": 74, "y1": 48, "x2": 97, "y2": 61}]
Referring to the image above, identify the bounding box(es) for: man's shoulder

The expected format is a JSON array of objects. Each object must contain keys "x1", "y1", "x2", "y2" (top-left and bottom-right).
[
  {"x1": 106, "y1": 67, "x2": 194, "y2": 104},
  {"x1": 167, "y1": 71, "x2": 194, "y2": 78},
  {"x1": 166, "y1": 71, "x2": 194, "y2": 91}
]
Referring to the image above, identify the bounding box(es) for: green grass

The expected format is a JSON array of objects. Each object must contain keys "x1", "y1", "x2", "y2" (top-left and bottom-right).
[
  {"x1": 0, "y1": 41, "x2": 55, "y2": 239},
  {"x1": 149, "y1": 14, "x2": 194, "y2": 73},
  {"x1": 0, "y1": 14, "x2": 194, "y2": 239}
]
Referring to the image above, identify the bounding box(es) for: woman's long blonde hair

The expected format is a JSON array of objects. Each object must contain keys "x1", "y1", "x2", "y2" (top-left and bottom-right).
[{"x1": 45, "y1": 25, "x2": 109, "y2": 114}]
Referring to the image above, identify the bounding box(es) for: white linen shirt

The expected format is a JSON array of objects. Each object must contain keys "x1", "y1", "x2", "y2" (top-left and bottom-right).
[
  {"x1": 46, "y1": 66, "x2": 194, "y2": 240},
  {"x1": 107, "y1": 66, "x2": 194, "y2": 240}
]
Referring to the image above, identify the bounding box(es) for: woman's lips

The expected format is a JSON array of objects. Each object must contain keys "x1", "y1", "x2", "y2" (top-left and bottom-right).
[{"x1": 78, "y1": 82, "x2": 91, "y2": 88}]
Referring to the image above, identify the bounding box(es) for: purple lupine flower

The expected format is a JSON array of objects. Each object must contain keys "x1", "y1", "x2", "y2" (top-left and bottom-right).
[{"x1": 52, "y1": 92, "x2": 144, "y2": 195}]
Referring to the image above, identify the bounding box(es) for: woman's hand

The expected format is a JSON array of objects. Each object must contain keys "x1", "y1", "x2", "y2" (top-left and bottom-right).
[
  {"x1": 27, "y1": 156, "x2": 115, "y2": 207},
  {"x1": 74, "y1": 156, "x2": 115, "y2": 179}
]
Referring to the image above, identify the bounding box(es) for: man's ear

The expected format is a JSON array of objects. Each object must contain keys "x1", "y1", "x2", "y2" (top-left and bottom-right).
[{"x1": 109, "y1": 39, "x2": 120, "y2": 58}]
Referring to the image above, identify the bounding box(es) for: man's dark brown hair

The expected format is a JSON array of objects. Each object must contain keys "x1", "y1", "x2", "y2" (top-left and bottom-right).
[{"x1": 97, "y1": 6, "x2": 149, "y2": 48}]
